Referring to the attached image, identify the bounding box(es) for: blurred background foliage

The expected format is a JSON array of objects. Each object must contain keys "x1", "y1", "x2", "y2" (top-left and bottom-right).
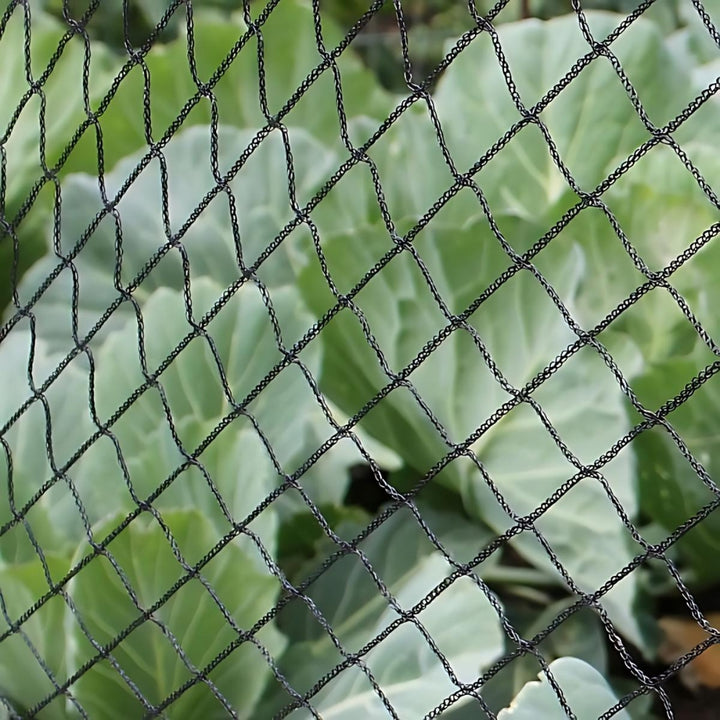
[
  {"x1": 42, "y1": 0, "x2": 686, "y2": 90},
  {"x1": 0, "y1": 0, "x2": 701, "y2": 315}
]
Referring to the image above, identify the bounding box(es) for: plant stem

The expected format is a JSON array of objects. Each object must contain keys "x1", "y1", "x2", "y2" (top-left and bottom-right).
[{"x1": 480, "y1": 565, "x2": 562, "y2": 588}]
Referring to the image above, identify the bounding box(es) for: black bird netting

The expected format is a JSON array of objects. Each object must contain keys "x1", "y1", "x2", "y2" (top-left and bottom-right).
[{"x1": 2, "y1": 0, "x2": 720, "y2": 717}]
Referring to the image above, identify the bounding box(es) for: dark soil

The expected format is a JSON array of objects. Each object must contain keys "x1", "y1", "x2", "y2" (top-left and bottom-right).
[{"x1": 659, "y1": 685, "x2": 720, "y2": 719}]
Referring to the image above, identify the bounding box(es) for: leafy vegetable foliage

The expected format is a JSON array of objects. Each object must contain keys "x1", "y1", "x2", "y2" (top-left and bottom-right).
[
  {"x1": 1, "y1": 272, "x2": 379, "y2": 558},
  {"x1": 0, "y1": 267, "x2": 404, "y2": 715},
  {"x1": 497, "y1": 657, "x2": 630, "y2": 719},
  {"x1": 632, "y1": 349, "x2": 720, "y2": 584},
  {"x1": 265, "y1": 508, "x2": 505, "y2": 718},
  {"x1": 67, "y1": 510, "x2": 285, "y2": 720},
  {"x1": 16, "y1": 124, "x2": 338, "y2": 353},
  {"x1": 2, "y1": 0, "x2": 392, "y2": 317},
  {"x1": 63, "y1": 0, "x2": 392, "y2": 173},
  {"x1": 3, "y1": 1, "x2": 720, "y2": 717},
  {"x1": 0, "y1": 8, "x2": 117, "y2": 312},
  {"x1": 298, "y1": 212, "x2": 644, "y2": 644},
  {"x1": 0, "y1": 557, "x2": 70, "y2": 720},
  {"x1": 295, "y1": 10, "x2": 720, "y2": 650},
  {"x1": 0, "y1": 10, "x2": 116, "y2": 221}
]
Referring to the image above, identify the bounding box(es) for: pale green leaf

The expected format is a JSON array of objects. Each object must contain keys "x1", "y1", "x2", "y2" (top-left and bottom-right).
[
  {"x1": 298, "y1": 215, "x2": 644, "y2": 646},
  {"x1": 479, "y1": 601, "x2": 609, "y2": 715},
  {"x1": 498, "y1": 657, "x2": 630, "y2": 719},
  {"x1": 668, "y1": 0, "x2": 720, "y2": 67},
  {"x1": 66, "y1": 509, "x2": 285, "y2": 720},
  {"x1": 268, "y1": 507, "x2": 504, "y2": 718},
  {"x1": 16, "y1": 124, "x2": 337, "y2": 354},
  {"x1": 78, "y1": 276, "x2": 358, "y2": 526},
  {"x1": 0, "y1": 556, "x2": 71, "y2": 719},
  {"x1": 0, "y1": 10, "x2": 116, "y2": 217},
  {"x1": 0, "y1": 9, "x2": 117, "y2": 310},
  {"x1": 0, "y1": 274, "x2": 363, "y2": 565},
  {"x1": 434, "y1": 14, "x2": 700, "y2": 221},
  {"x1": 631, "y1": 347, "x2": 720, "y2": 584},
  {"x1": 0, "y1": 331, "x2": 96, "y2": 564},
  {"x1": 567, "y1": 143, "x2": 720, "y2": 361},
  {"x1": 68, "y1": 0, "x2": 391, "y2": 175}
]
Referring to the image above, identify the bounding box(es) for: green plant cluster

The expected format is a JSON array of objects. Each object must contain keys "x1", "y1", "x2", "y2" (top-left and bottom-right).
[{"x1": 2, "y1": 1, "x2": 720, "y2": 717}]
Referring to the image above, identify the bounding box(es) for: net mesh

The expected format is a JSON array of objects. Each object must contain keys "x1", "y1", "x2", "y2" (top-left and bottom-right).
[{"x1": 1, "y1": 0, "x2": 720, "y2": 717}]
